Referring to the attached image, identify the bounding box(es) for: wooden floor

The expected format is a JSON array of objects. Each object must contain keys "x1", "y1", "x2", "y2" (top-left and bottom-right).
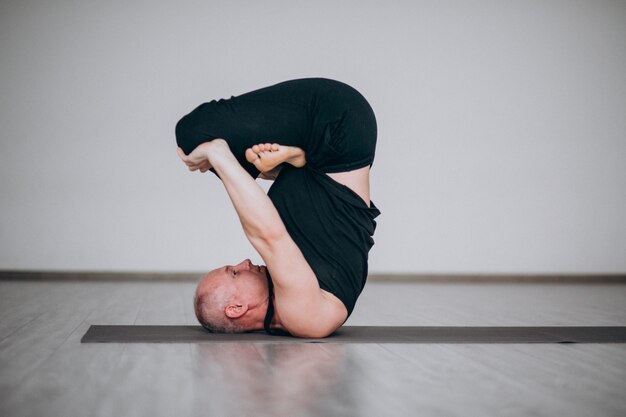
[{"x1": 0, "y1": 280, "x2": 624, "y2": 417}]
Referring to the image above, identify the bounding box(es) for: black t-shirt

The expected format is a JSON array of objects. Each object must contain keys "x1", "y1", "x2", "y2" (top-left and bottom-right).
[{"x1": 267, "y1": 164, "x2": 380, "y2": 316}]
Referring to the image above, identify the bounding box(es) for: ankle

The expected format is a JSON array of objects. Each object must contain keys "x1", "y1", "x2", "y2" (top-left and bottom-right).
[{"x1": 285, "y1": 146, "x2": 306, "y2": 167}]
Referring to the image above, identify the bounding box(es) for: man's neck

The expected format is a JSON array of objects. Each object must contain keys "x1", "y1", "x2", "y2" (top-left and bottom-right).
[{"x1": 257, "y1": 297, "x2": 285, "y2": 333}]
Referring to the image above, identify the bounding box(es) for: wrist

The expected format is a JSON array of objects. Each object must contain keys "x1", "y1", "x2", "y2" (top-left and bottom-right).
[{"x1": 206, "y1": 139, "x2": 235, "y2": 166}]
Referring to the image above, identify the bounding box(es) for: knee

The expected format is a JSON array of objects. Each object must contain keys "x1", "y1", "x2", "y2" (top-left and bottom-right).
[
  {"x1": 175, "y1": 102, "x2": 217, "y2": 155},
  {"x1": 175, "y1": 113, "x2": 195, "y2": 155}
]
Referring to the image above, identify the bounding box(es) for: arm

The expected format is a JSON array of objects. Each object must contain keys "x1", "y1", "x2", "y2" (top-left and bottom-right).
[
  {"x1": 177, "y1": 140, "x2": 345, "y2": 337},
  {"x1": 177, "y1": 140, "x2": 283, "y2": 243}
]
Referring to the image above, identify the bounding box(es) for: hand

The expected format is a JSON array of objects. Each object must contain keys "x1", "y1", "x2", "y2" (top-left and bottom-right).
[{"x1": 176, "y1": 139, "x2": 230, "y2": 173}]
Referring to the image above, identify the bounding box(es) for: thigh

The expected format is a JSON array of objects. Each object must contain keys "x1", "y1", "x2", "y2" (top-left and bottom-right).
[
  {"x1": 306, "y1": 81, "x2": 378, "y2": 174},
  {"x1": 325, "y1": 165, "x2": 371, "y2": 208}
]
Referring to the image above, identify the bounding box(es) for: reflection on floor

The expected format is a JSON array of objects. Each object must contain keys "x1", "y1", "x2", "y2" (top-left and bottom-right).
[{"x1": 0, "y1": 280, "x2": 625, "y2": 417}]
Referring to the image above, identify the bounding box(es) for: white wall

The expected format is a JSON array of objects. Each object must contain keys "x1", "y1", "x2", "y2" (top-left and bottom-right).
[{"x1": 1, "y1": 0, "x2": 624, "y2": 273}]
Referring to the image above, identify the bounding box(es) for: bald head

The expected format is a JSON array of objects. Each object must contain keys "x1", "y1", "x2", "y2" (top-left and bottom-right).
[
  {"x1": 194, "y1": 270, "x2": 240, "y2": 333},
  {"x1": 194, "y1": 259, "x2": 270, "y2": 333}
]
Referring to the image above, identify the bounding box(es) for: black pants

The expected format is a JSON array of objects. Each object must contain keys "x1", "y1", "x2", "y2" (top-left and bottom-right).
[{"x1": 175, "y1": 77, "x2": 377, "y2": 178}]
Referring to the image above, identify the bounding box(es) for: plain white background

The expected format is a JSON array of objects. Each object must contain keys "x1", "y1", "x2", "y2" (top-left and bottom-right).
[{"x1": 1, "y1": 0, "x2": 624, "y2": 273}]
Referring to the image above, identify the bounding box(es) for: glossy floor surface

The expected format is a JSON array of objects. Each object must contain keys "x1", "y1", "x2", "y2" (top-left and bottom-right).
[{"x1": 1, "y1": 280, "x2": 625, "y2": 417}]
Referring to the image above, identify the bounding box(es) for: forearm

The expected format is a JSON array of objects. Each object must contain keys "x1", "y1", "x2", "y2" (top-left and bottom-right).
[{"x1": 208, "y1": 146, "x2": 286, "y2": 243}]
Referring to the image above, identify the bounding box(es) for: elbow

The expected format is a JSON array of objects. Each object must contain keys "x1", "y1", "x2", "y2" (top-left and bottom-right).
[
  {"x1": 305, "y1": 329, "x2": 335, "y2": 339},
  {"x1": 285, "y1": 317, "x2": 341, "y2": 339},
  {"x1": 253, "y1": 226, "x2": 287, "y2": 249},
  {"x1": 260, "y1": 227, "x2": 286, "y2": 245},
  {"x1": 290, "y1": 326, "x2": 336, "y2": 339}
]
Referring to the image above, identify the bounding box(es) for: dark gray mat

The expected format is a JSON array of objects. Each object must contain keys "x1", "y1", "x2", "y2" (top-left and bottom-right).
[{"x1": 81, "y1": 325, "x2": 626, "y2": 344}]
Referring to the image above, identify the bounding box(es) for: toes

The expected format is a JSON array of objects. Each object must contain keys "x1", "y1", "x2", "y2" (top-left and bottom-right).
[
  {"x1": 245, "y1": 148, "x2": 258, "y2": 163},
  {"x1": 255, "y1": 143, "x2": 279, "y2": 152},
  {"x1": 252, "y1": 157, "x2": 264, "y2": 171}
]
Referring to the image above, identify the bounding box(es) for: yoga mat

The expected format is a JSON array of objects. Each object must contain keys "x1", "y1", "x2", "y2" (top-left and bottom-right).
[{"x1": 81, "y1": 325, "x2": 626, "y2": 344}]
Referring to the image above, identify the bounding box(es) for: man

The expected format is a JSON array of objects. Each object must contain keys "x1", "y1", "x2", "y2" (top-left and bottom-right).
[{"x1": 176, "y1": 78, "x2": 380, "y2": 338}]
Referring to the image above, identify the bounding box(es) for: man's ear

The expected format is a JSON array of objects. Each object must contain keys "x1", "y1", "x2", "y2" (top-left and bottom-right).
[{"x1": 224, "y1": 303, "x2": 248, "y2": 319}]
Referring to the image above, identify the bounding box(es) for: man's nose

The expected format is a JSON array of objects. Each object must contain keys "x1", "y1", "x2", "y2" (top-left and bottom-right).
[{"x1": 238, "y1": 259, "x2": 252, "y2": 269}]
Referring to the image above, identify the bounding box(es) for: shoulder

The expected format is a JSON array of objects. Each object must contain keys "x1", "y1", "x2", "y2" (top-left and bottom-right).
[
  {"x1": 278, "y1": 287, "x2": 347, "y2": 338},
  {"x1": 256, "y1": 231, "x2": 347, "y2": 338}
]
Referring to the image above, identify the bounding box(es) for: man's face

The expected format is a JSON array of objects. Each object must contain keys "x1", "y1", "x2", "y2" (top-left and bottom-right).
[
  {"x1": 197, "y1": 258, "x2": 268, "y2": 301},
  {"x1": 218, "y1": 258, "x2": 267, "y2": 287}
]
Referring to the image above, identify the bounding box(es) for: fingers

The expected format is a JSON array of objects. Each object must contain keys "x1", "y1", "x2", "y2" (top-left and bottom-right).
[
  {"x1": 188, "y1": 163, "x2": 210, "y2": 172},
  {"x1": 197, "y1": 161, "x2": 211, "y2": 173},
  {"x1": 178, "y1": 147, "x2": 194, "y2": 168},
  {"x1": 178, "y1": 146, "x2": 216, "y2": 174},
  {"x1": 177, "y1": 147, "x2": 188, "y2": 161},
  {"x1": 178, "y1": 147, "x2": 200, "y2": 168},
  {"x1": 179, "y1": 147, "x2": 210, "y2": 173}
]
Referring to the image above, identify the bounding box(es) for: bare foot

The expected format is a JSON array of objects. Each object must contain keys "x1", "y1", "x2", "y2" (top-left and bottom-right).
[
  {"x1": 245, "y1": 143, "x2": 307, "y2": 173},
  {"x1": 258, "y1": 165, "x2": 282, "y2": 181}
]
